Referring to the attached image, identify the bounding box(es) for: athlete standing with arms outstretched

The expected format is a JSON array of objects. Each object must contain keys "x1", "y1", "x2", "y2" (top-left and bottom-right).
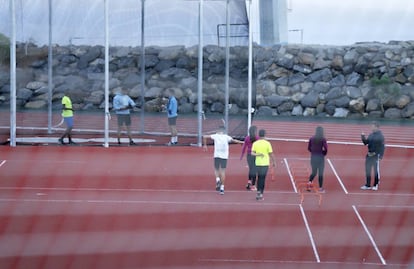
[{"x1": 203, "y1": 126, "x2": 243, "y2": 195}]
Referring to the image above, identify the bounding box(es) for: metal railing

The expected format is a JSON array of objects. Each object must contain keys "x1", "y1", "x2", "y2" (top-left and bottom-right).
[{"x1": 216, "y1": 23, "x2": 249, "y2": 47}]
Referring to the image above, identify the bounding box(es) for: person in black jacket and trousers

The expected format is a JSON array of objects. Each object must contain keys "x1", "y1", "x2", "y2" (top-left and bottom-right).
[
  {"x1": 360, "y1": 121, "x2": 385, "y2": 191},
  {"x1": 307, "y1": 126, "x2": 328, "y2": 193}
]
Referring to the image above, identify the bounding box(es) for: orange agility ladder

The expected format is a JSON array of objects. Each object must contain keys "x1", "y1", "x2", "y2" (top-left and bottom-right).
[{"x1": 296, "y1": 181, "x2": 322, "y2": 206}]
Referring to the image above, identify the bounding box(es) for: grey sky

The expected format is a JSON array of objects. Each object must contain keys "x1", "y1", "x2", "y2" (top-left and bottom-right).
[
  {"x1": 287, "y1": 0, "x2": 414, "y2": 45},
  {"x1": 1, "y1": 0, "x2": 413, "y2": 46}
]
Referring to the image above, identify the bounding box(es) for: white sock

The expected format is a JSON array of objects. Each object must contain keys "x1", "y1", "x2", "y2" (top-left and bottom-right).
[
  {"x1": 216, "y1": 177, "x2": 220, "y2": 183},
  {"x1": 220, "y1": 185, "x2": 224, "y2": 191},
  {"x1": 173, "y1": 136, "x2": 178, "y2": 143}
]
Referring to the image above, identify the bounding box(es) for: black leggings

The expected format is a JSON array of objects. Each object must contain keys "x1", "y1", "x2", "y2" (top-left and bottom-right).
[
  {"x1": 309, "y1": 155, "x2": 325, "y2": 188},
  {"x1": 247, "y1": 154, "x2": 257, "y2": 185},
  {"x1": 256, "y1": 166, "x2": 269, "y2": 194}
]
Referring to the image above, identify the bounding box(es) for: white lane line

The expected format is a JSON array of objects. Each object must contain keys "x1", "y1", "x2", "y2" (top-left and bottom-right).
[
  {"x1": 352, "y1": 205, "x2": 387, "y2": 265},
  {"x1": 198, "y1": 259, "x2": 387, "y2": 266},
  {"x1": 299, "y1": 204, "x2": 320, "y2": 263},
  {"x1": 2, "y1": 159, "x2": 84, "y2": 164},
  {"x1": 0, "y1": 198, "x2": 299, "y2": 207},
  {"x1": 356, "y1": 205, "x2": 414, "y2": 209},
  {"x1": 283, "y1": 158, "x2": 298, "y2": 193},
  {"x1": 0, "y1": 160, "x2": 6, "y2": 168},
  {"x1": 327, "y1": 158, "x2": 348, "y2": 194},
  {"x1": 267, "y1": 137, "x2": 414, "y2": 149},
  {"x1": 349, "y1": 192, "x2": 414, "y2": 197},
  {"x1": 0, "y1": 186, "x2": 295, "y2": 195}
]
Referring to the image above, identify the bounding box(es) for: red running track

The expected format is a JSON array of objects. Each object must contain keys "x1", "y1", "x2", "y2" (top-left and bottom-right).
[{"x1": 0, "y1": 137, "x2": 413, "y2": 269}]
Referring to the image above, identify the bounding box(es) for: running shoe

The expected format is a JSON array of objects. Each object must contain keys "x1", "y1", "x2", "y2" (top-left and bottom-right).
[
  {"x1": 216, "y1": 181, "x2": 221, "y2": 191},
  {"x1": 360, "y1": 185, "x2": 371, "y2": 190},
  {"x1": 246, "y1": 182, "x2": 251, "y2": 190},
  {"x1": 372, "y1": 184, "x2": 378, "y2": 191},
  {"x1": 318, "y1": 188, "x2": 325, "y2": 193}
]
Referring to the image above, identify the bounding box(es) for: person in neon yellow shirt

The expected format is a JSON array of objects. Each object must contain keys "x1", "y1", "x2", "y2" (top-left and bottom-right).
[
  {"x1": 251, "y1": 129, "x2": 275, "y2": 200},
  {"x1": 58, "y1": 91, "x2": 75, "y2": 145}
]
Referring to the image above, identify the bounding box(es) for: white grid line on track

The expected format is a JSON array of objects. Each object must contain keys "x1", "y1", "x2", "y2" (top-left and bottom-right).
[{"x1": 352, "y1": 205, "x2": 387, "y2": 265}]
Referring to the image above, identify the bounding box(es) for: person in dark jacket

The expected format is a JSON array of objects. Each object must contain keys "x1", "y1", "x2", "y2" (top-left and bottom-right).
[
  {"x1": 307, "y1": 126, "x2": 328, "y2": 192},
  {"x1": 361, "y1": 121, "x2": 385, "y2": 191},
  {"x1": 240, "y1": 125, "x2": 259, "y2": 191}
]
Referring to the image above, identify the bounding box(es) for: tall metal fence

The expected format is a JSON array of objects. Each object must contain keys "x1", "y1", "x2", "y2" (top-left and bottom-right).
[{"x1": 1, "y1": 0, "x2": 258, "y2": 146}]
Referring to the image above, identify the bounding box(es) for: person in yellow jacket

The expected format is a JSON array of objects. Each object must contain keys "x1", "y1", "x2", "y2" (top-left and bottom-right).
[
  {"x1": 251, "y1": 129, "x2": 275, "y2": 201},
  {"x1": 58, "y1": 91, "x2": 75, "y2": 145}
]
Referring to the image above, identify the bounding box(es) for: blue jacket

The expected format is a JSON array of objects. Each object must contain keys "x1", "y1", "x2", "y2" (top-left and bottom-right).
[
  {"x1": 167, "y1": 96, "x2": 178, "y2": 118},
  {"x1": 113, "y1": 94, "x2": 135, "y2": 115}
]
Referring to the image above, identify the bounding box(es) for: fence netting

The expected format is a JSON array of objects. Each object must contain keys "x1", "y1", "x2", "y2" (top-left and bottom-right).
[{"x1": 0, "y1": 0, "x2": 256, "y2": 146}]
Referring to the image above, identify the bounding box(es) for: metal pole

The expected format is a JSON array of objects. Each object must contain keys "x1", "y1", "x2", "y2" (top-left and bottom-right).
[
  {"x1": 197, "y1": 0, "x2": 204, "y2": 146},
  {"x1": 247, "y1": 0, "x2": 253, "y2": 132},
  {"x1": 224, "y1": 0, "x2": 230, "y2": 133},
  {"x1": 140, "y1": 0, "x2": 145, "y2": 133},
  {"x1": 47, "y1": 0, "x2": 53, "y2": 134},
  {"x1": 301, "y1": 29, "x2": 303, "y2": 44},
  {"x1": 9, "y1": 0, "x2": 16, "y2": 147},
  {"x1": 104, "y1": 0, "x2": 109, "y2": 147}
]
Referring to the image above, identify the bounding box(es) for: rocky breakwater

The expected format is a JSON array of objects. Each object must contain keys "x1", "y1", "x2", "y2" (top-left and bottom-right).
[{"x1": 0, "y1": 41, "x2": 413, "y2": 120}]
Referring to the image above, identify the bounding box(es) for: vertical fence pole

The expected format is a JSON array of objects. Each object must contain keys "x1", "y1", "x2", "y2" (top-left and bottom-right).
[
  {"x1": 47, "y1": 0, "x2": 53, "y2": 134},
  {"x1": 247, "y1": 0, "x2": 253, "y2": 131},
  {"x1": 9, "y1": 0, "x2": 16, "y2": 147},
  {"x1": 197, "y1": 0, "x2": 204, "y2": 146},
  {"x1": 140, "y1": 0, "x2": 145, "y2": 134},
  {"x1": 104, "y1": 0, "x2": 109, "y2": 147},
  {"x1": 224, "y1": 0, "x2": 230, "y2": 133}
]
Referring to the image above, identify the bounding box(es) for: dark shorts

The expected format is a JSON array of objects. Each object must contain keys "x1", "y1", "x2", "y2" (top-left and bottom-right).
[
  {"x1": 168, "y1": 116, "x2": 177, "y2": 126},
  {"x1": 117, "y1": 114, "x2": 131, "y2": 126},
  {"x1": 214, "y1": 158, "x2": 228, "y2": 170}
]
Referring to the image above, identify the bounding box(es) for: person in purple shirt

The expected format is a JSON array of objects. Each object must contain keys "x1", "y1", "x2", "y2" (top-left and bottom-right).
[
  {"x1": 241, "y1": 125, "x2": 259, "y2": 191},
  {"x1": 307, "y1": 126, "x2": 328, "y2": 192}
]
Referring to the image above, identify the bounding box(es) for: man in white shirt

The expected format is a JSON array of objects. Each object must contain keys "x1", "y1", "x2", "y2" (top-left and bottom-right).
[{"x1": 203, "y1": 126, "x2": 243, "y2": 195}]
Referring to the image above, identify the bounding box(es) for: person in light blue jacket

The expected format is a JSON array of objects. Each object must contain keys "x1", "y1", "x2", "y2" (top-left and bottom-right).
[
  {"x1": 166, "y1": 88, "x2": 178, "y2": 145},
  {"x1": 113, "y1": 88, "x2": 136, "y2": 145}
]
